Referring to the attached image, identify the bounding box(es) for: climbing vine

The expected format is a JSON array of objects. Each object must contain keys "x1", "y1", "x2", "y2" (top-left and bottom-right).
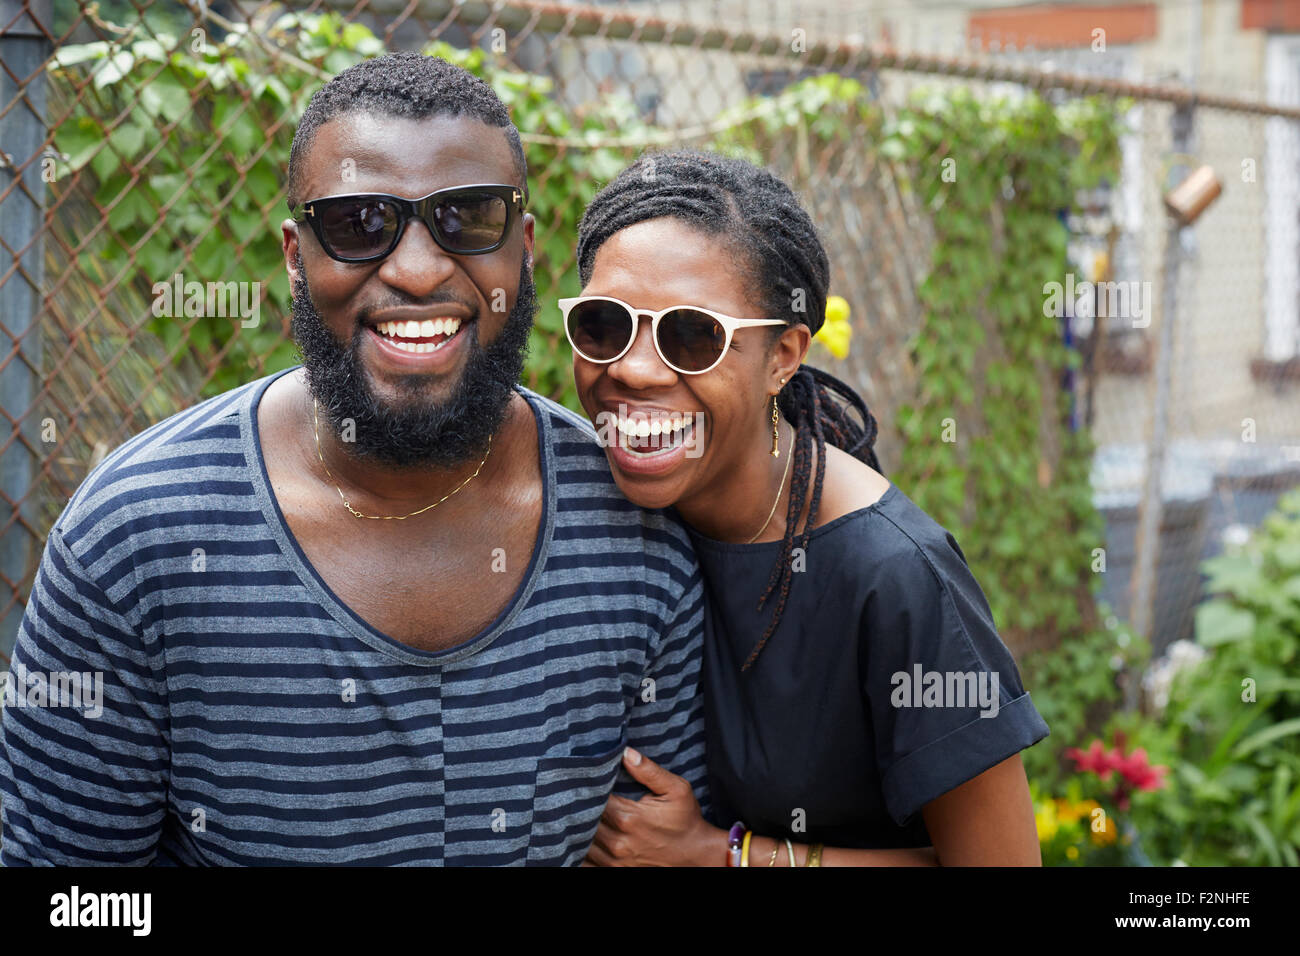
[{"x1": 882, "y1": 90, "x2": 1137, "y2": 778}]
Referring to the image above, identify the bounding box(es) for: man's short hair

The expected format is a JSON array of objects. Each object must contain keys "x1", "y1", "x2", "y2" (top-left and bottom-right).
[{"x1": 286, "y1": 51, "x2": 528, "y2": 208}]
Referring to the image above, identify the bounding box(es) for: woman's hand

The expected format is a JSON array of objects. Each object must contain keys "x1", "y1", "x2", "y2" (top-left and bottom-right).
[{"x1": 584, "y1": 747, "x2": 727, "y2": 867}]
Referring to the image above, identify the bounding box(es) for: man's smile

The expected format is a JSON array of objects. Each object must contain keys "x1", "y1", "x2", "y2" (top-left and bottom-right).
[
  {"x1": 362, "y1": 308, "x2": 473, "y2": 371},
  {"x1": 374, "y1": 316, "x2": 463, "y2": 353}
]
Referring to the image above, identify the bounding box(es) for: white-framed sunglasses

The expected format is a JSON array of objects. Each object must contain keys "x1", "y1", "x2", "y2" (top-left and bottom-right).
[{"x1": 559, "y1": 295, "x2": 787, "y2": 375}]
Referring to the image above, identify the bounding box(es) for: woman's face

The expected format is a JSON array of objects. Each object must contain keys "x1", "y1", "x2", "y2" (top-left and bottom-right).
[{"x1": 572, "y1": 217, "x2": 795, "y2": 511}]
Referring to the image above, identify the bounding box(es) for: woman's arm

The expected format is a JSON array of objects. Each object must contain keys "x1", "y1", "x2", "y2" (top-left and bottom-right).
[
  {"x1": 920, "y1": 752, "x2": 1041, "y2": 865},
  {"x1": 585, "y1": 748, "x2": 939, "y2": 866},
  {"x1": 586, "y1": 748, "x2": 1040, "y2": 866},
  {"x1": 725, "y1": 753, "x2": 1040, "y2": 866}
]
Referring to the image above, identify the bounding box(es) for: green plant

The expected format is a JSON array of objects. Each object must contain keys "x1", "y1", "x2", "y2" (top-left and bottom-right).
[
  {"x1": 1020, "y1": 611, "x2": 1147, "y2": 786},
  {"x1": 1112, "y1": 487, "x2": 1300, "y2": 865},
  {"x1": 50, "y1": 13, "x2": 365, "y2": 393}
]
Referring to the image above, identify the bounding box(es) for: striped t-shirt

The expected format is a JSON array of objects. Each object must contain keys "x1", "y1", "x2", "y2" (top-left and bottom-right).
[{"x1": 0, "y1": 367, "x2": 708, "y2": 865}]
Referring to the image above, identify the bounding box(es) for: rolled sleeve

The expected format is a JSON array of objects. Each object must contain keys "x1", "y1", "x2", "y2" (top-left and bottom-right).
[{"x1": 861, "y1": 529, "x2": 1049, "y2": 827}]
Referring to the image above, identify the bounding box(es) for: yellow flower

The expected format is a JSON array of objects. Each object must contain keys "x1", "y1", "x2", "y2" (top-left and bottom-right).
[
  {"x1": 825, "y1": 294, "x2": 850, "y2": 325},
  {"x1": 1058, "y1": 798, "x2": 1098, "y2": 826},
  {"x1": 1066, "y1": 845, "x2": 1079, "y2": 860},
  {"x1": 814, "y1": 295, "x2": 852, "y2": 360},
  {"x1": 1034, "y1": 800, "x2": 1059, "y2": 843}
]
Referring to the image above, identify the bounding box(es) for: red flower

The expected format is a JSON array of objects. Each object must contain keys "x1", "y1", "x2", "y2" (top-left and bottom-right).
[
  {"x1": 1066, "y1": 740, "x2": 1118, "y2": 780},
  {"x1": 1067, "y1": 738, "x2": 1169, "y2": 802},
  {"x1": 1115, "y1": 747, "x2": 1169, "y2": 792}
]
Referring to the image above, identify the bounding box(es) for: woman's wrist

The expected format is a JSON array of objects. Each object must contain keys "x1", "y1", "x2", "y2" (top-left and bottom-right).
[
  {"x1": 691, "y1": 822, "x2": 732, "y2": 867},
  {"x1": 748, "y1": 833, "x2": 802, "y2": 866}
]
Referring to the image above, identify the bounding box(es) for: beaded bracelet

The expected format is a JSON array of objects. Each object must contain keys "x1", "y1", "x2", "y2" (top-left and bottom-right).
[{"x1": 726, "y1": 822, "x2": 745, "y2": 867}]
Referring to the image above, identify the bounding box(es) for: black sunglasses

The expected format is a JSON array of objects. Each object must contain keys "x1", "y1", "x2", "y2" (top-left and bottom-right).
[{"x1": 288, "y1": 183, "x2": 525, "y2": 263}]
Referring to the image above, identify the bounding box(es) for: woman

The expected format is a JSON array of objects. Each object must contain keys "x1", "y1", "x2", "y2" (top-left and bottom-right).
[{"x1": 568, "y1": 150, "x2": 1049, "y2": 866}]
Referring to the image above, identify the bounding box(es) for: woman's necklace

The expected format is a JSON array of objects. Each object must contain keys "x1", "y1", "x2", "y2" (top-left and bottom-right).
[
  {"x1": 746, "y1": 423, "x2": 793, "y2": 544},
  {"x1": 313, "y1": 398, "x2": 492, "y2": 520}
]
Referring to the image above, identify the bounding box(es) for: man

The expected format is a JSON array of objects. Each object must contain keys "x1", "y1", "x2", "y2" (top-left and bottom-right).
[{"x1": 0, "y1": 52, "x2": 707, "y2": 865}]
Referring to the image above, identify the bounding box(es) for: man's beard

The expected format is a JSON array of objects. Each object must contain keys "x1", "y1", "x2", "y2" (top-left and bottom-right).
[{"x1": 289, "y1": 252, "x2": 535, "y2": 470}]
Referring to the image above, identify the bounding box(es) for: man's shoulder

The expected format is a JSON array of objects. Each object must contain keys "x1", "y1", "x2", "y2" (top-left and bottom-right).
[
  {"x1": 514, "y1": 385, "x2": 601, "y2": 444},
  {"x1": 55, "y1": 372, "x2": 273, "y2": 554}
]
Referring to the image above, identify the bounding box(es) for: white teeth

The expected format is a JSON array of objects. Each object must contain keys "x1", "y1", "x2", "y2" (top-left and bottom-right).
[
  {"x1": 611, "y1": 414, "x2": 695, "y2": 455},
  {"x1": 613, "y1": 415, "x2": 693, "y2": 435},
  {"x1": 389, "y1": 339, "x2": 447, "y2": 353},
  {"x1": 375, "y1": 318, "x2": 462, "y2": 345}
]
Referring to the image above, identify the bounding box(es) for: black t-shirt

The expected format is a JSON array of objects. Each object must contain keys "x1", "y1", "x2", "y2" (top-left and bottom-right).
[{"x1": 688, "y1": 482, "x2": 1050, "y2": 849}]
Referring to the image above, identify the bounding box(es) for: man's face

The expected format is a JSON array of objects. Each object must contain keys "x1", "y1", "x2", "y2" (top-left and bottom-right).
[{"x1": 283, "y1": 112, "x2": 536, "y2": 469}]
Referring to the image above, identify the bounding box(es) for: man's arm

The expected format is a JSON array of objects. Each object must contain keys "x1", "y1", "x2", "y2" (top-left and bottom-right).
[
  {"x1": 1, "y1": 529, "x2": 169, "y2": 865},
  {"x1": 612, "y1": 572, "x2": 710, "y2": 819}
]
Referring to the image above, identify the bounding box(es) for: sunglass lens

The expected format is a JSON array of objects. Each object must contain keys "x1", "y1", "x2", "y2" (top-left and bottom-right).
[
  {"x1": 433, "y1": 191, "x2": 508, "y2": 252},
  {"x1": 319, "y1": 198, "x2": 400, "y2": 259},
  {"x1": 658, "y1": 308, "x2": 726, "y2": 372},
  {"x1": 569, "y1": 300, "x2": 634, "y2": 362}
]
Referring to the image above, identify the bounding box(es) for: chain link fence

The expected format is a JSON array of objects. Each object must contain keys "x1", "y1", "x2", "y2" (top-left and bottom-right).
[{"x1": 3, "y1": 0, "x2": 1299, "y2": 666}]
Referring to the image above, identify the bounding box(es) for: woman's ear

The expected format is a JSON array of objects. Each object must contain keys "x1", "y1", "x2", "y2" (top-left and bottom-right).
[{"x1": 769, "y1": 322, "x2": 812, "y2": 387}]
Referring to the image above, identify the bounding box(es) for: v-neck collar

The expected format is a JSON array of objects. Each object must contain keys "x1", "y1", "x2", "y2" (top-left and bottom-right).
[{"x1": 240, "y1": 365, "x2": 556, "y2": 666}]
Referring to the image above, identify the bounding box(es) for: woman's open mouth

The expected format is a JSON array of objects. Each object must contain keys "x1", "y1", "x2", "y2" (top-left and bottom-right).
[
  {"x1": 601, "y1": 410, "x2": 703, "y2": 478},
  {"x1": 616, "y1": 414, "x2": 696, "y2": 458}
]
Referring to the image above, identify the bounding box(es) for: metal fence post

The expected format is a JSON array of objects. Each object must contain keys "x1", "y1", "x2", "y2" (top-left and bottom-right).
[
  {"x1": 0, "y1": 0, "x2": 52, "y2": 659},
  {"x1": 1129, "y1": 99, "x2": 1194, "y2": 693}
]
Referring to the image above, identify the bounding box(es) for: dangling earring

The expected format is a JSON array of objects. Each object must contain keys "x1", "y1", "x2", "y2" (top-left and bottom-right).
[
  {"x1": 770, "y1": 378, "x2": 786, "y2": 457},
  {"x1": 771, "y1": 395, "x2": 781, "y2": 458}
]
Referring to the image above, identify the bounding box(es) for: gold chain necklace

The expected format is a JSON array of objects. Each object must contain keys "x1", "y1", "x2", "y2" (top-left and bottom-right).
[
  {"x1": 313, "y1": 398, "x2": 491, "y2": 520},
  {"x1": 746, "y1": 423, "x2": 792, "y2": 544}
]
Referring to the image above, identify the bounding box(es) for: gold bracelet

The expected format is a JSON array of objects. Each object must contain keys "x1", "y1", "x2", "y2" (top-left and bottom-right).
[
  {"x1": 785, "y1": 838, "x2": 796, "y2": 867},
  {"x1": 806, "y1": 842, "x2": 823, "y2": 867},
  {"x1": 740, "y1": 830, "x2": 753, "y2": 867}
]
